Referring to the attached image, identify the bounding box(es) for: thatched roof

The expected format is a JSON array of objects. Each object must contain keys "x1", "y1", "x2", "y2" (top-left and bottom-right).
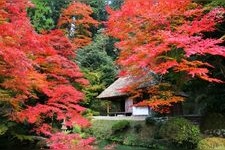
[
  {"x1": 97, "y1": 77, "x2": 133, "y2": 99},
  {"x1": 97, "y1": 75, "x2": 156, "y2": 99}
]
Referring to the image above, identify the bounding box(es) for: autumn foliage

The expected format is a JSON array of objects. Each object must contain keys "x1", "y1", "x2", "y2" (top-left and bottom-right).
[
  {"x1": 47, "y1": 132, "x2": 95, "y2": 150},
  {"x1": 106, "y1": 0, "x2": 225, "y2": 112},
  {"x1": 0, "y1": 0, "x2": 96, "y2": 148},
  {"x1": 133, "y1": 83, "x2": 184, "y2": 113},
  {"x1": 107, "y1": 0, "x2": 225, "y2": 82},
  {"x1": 58, "y1": 2, "x2": 99, "y2": 49}
]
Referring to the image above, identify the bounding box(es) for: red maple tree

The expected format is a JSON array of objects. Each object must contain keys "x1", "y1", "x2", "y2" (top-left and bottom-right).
[
  {"x1": 106, "y1": 0, "x2": 225, "y2": 112},
  {"x1": 58, "y1": 1, "x2": 99, "y2": 49},
  {"x1": 0, "y1": 0, "x2": 96, "y2": 148}
]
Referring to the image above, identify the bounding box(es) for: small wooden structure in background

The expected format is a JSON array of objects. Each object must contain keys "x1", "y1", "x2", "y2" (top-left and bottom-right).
[
  {"x1": 97, "y1": 76, "x2": 185, "y2": 116},
  {"x1": 97, "y1": 77, "x2": 154, "y2": 116}
]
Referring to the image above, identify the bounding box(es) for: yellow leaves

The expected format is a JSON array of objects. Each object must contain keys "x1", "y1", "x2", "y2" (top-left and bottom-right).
[
  {"x1": 0, "y1": 89, "x2": 11, "y2": 102},
  {"x1": 27, "y1": 71, "x2": 48, "y2": 91}
]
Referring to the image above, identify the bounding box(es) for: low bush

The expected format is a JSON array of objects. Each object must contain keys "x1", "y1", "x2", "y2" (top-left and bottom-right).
[
  {"x1": 123, "y1": 134, "x2": 137, "y2": 145},
  {"x1": 159, "y1": 117, "x2": 201, "y2": 149},
  {"x1": 111, "y1": 120, "x2": 130, "y2": 133},
  {"x1": 89, "y1": 120, "x2": 112, "y2": 140},
  {"x1": 145, "y1": 117, "x2": 156, "y2": 125},
  {"x1": 197, "y1": 137, "x2": 225, "y2": 150},
  {"x1": 134, "y1": 124, "x2": 142, "y2": 133},
  {"x1": 82, "y1": 109, "x2": 100, "y2": 117}
]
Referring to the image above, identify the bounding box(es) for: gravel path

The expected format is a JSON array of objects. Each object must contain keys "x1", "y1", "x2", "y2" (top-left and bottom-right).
[{"x1": 92, "y1": 116, "x2": 148, "y2": 121}]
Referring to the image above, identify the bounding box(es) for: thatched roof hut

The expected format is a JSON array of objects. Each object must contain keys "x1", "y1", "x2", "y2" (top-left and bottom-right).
[
  {"x1": 97, "y1": 75, "x2": 156, "y2": 99},
  {"x1": 97, "y1": 74, "x2": 187, "y2": 116}
]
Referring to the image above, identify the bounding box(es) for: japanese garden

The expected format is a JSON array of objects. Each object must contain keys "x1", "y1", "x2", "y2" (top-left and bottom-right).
[{"x1": 0, "y1": 0, "x2": 225, "y2": 149}]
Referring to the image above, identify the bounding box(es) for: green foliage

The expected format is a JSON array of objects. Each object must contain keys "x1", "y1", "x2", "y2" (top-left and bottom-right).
[
  {"x1": 110, "y1": 134, "x2": 168, "y2": 149},
  {"x1": 79, "y1": 69, "x2": 111, "y2": 115},
  {"x1": 0, "y1": 119, "x2": 35, "y2": 149},
  {"x1": 145, "y1": 117, "x2": 157, "y2": 126},
  {"x1": 110, "y1": 0, "x2": 124, "y2": 10},
  {"x1": 28, "y1": 0, "x2": 70, "y2": 32},
  {"x1": 80, "y1": 70, "x2": 105, "y2": 106},
  {"x1": 76, "y1": 32, "x2": 118, "y2": 85},
  {"x1": 76, "y1": 32, "x2": 117, "y2": 114},
  {"x1": 81, "y1": 0, "x2": 124, "y2": 21},
  {"x1": 111, "y1": 120, "x2": 130, "y2": 133},
  {"x1": 0, "y1": 124, "x2": 8, "y2": 136},
  {"x1": 201, "y1": 113, "x2": 225, "y2": 131},
  {"x1": 82, "y1": 108, "x2": 100, "y2": 117},
  {"x1": 89, "y1": 120, "x2": 113, "y2": 140},
  {"x1": 76, "y1": 32, "x2": 117, "y2": 86},
  {"x1": 90, "y1": 120, "x2": 171, "y2": 149},
  {"x1": 123, "y1": 134, "x2": 137, "y2": 145},
  {"x1": 72, "y1": 125, "x2": 82, "y2": 134},
  {"x1": 133, "y1": 124, "x2": 142, "y2": 133},
  {"x1": 197, "y1": 137, "x2": 225, "y2": 150},
  {"x1": 207, "y1": 0, "x2": 225, "y2": 7},
  {"x1": 83, "y1": 0, "x2": 108, "y2": 21},
  {"x1": 28, "y1": 0, "x2": 54, "y2": 32},
  {"x1": 12, "y1": 134, "x2": 35, "y2": 142},
  {"x1": 159, "y1": 117, "x2": 201, "y2": 148},
  {"x1": 71, "y1": 124, "x2": 91, "y2": 139}
]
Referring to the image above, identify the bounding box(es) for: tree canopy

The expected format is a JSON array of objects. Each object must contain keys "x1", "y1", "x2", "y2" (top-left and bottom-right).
[
  {"x1": 0, "y1": 0, "x2": 97, "y2": 148},
  {"x1": 106, "y1": 0, "x2": 225, "y2": 112}
]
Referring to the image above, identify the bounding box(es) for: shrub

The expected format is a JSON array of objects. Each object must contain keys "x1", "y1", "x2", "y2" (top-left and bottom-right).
[
  {"x1": 197, "y1": 137, "x2": 225, "y2": 150},
  {"x1": 89, "y1": 120, "x2": 112, "y2": 140},
  {"x1": 123, "y1": 134, "x2": 137, "y2": 145},
  {"x1": 145, "y1": 117, "x2": 157, "y2": 125},
  {"x1": 134, "y1": 124, "x2": 142, "y2": 133},
  {"x1": 82, "y1": 109, "x2": 100, "y2": 117},
  {"x1": 145, "y1": 117, "x2": 168, "y2": 126},
  {"x1": 111, "y1": 120, "x2": 130, "y2": 133},
  {"x1": 159, "y1": 117, "x2": 201, "y2": 148}
]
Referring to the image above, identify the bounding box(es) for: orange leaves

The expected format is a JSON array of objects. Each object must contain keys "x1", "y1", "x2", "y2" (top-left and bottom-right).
[
  {"x1": 58, "y1": 2, "x2": 96, "y2": 27},
  {"x1": 153, "y1": 60, "x2": 178, "y2": 74},
  {"x1": 0, "y1": 0, "x2": 8, "y2": 24},
  {"x1": 58, "y1": 2, "x2": 98, "y2": 49},
  {"x1": 137, "y1": 96, "x2": 184, "y2": 114},
  {"x1": 134, "y1": 83, "x2": 184, "y2": 113}
]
